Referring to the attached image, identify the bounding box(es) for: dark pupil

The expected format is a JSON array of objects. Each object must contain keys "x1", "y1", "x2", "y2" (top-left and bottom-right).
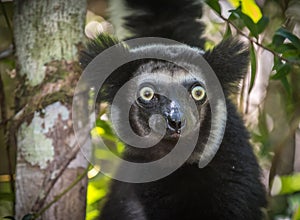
[
  {"x1": 144, "y1": 91, "x2": 152, "y2": 98},
  {"x1": 195, "y1": 89, "x2": 202, "y2": 97}
]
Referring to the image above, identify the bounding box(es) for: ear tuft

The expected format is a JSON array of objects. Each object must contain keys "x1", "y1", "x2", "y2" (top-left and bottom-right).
[
  {"x1": 204, "y1": 38, "x2": 249, "y2": 93},
  {"x1": 80, "y1": 34, "x2": 120, "y2": 69}
]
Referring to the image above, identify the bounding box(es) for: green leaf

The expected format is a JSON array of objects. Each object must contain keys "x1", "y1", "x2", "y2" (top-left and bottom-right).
[
  {"x1": 223, "y1": 23, "x2": 232, "y2": 40},
  {"x1": 228, "y1": 11, "x2": 247, "y2": 30},
  {"x1": 228, "y1": 12, "x2": 238, "y2": 22},
  {"x1": 280, "y1": 76, "x2": 292, "y2": 98},
  {"x1": 229, "y1": 7, "x2": 268, "y2": 39},
  {"x1": 292, "y1": 204, "x2": 300, "y2": 220},
  {"x1": 282, "y1": 50, "x2": 300, "y2": 60},
  {"x1": 273, "y1": 56, "x2": 281, "y2": 69},
  {"x1": 271, "y1": 174, "x2": 300, "y2": 196},
  {"x1": 274, "y1": 43, "x2": 296, "y2": 53},
  {"x1": 271, "y1": 63, "x2": 291, "y2": 80},
  {"x1": 95, "y1": 119, "x2": 114, "y2": 136},
  {"x1": 205, "y1": 0, "x2": 221, "y2": 14},
  {"x1": 256, "y1": 16, "x2": 269, "y2": 34},
  {"x1": 230, "y1": 7, "x2": 258, "y2": 38},
  {"x1": 249, "y1": 43, "x2": 257, "y2": 93},
  {"x1": 87, "y1": 184, "x2": 107, "y2": 205},
  {"x1": 94, "y1": 148, "x2": 117, "y2": 160},
  {"x1": 231, "y1": 0, "x2": 263, "y2": 23},
  {"x1": 272, "y1": 61, "x2": 283, "y2": 71},
  {"x1": 275, "y1": 28, "x2": 300, "y2": 50},
  {"x1": 272, "y1": 35, "x2": 285, "y2": 48}
]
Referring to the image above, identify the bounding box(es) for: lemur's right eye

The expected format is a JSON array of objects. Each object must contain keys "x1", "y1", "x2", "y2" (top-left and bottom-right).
[
  {"x1": 191, "y1": 85, "x2": 206, "y2": 101},
  {"x1": 139, "y1": 86, "x2": 155, "y2": 101}
]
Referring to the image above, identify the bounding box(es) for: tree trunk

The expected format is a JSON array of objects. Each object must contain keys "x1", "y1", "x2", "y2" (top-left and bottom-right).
[{"x1": 13, "y1": 0, "x2": 88, "y2": 219}]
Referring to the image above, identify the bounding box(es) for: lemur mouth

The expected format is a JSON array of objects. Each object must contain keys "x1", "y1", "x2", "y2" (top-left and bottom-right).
[
  {"x1": 165, "y1": 118, "x2": 185, "y2": 138},
  {"x1": 164, "y1": 129, "x2": 181, "y2": 140},
  {"x1": 170, "y1": 132, "x2": 180, "y2": 139}
]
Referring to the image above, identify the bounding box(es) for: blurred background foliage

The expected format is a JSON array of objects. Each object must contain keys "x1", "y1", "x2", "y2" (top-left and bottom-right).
[{"x1": 0, "y1": 0, "x2": 300, "y2": 219}]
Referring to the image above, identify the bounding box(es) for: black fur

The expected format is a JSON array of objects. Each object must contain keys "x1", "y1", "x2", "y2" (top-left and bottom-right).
[
  {"x1": 124, "y1": 0, "x2": 205, "y2": 48},
  {"x1": 80, "y1": 34, "x2": 120, "y2": 69},
  {"x1": 204, "y1": 39, "x2": 249, "y2": 94},
  {"x1": 80, "y1": 0, "x2": 267, "y2": 219}
]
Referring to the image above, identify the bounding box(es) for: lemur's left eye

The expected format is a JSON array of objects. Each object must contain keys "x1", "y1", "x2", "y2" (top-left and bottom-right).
[
  {"x1": 139, "y1": 86, "x2": 155, "y2": 101},
  {"x1": 191, "y1": 85, "x2": 206, "y2": 101}
]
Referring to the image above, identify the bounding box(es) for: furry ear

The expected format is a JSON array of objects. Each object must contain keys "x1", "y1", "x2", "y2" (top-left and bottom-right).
[
  {"x1": 80, "y1": 34, "x2": 125, "y2": 102},
  {"x1": 80, "y1": 34, "x2": 140, "y2": 103},
  {"x1": 203, "y1": 38, "x2": 249, "y2": 93},
  {"x1": 80, "y1": 34, "x2": 120, "y2": 69}
]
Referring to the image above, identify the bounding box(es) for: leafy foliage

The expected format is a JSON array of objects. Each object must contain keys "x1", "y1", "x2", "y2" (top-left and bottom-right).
[
  {"x1": 1, "y1": 0, "x2": 300, "y2": 219},
  {"x1": 204, "y1": 1, "x2": 300, "y2": 219},
  {"x1": 86, "y1": 117, "x2": 124, "y2": 219}
]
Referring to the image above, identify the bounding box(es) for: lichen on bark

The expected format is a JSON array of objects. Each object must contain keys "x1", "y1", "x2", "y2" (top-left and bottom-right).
[
  {"x1": 14, "y1": 0, "x2": 86, "y2": 86},
  {"x1": 14, "y1": 0, "x2": 88, "y2": 218},
  {"x1": 17, "y1": 102, "x2": 69, "y2": 169}
]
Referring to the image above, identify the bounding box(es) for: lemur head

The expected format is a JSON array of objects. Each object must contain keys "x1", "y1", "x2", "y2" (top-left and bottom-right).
[
  {"x1": 80, "y1": 35, "x2": 249, "y2": 164},
  {"x1": 129, "y1": 60, "x2": 206, "y2": 139}
]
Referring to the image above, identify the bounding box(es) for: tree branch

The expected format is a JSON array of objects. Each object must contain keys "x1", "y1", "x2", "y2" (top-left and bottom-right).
[
  {"x1": 31, "y1": 141, "x2": 82, "y2": 212},
  {"x1": 218, "y1": 14, "x2": 300, "y2": 66},
  {"x1": 33, "y1": 167, "x2": 89, "y2": 219}
]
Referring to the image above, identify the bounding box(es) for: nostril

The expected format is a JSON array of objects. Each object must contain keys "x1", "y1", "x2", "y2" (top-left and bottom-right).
[
  {"x1": 169, "y1": 119, "x2": 181, "y2": 129},
  {"x1": 167, "y1": 116, "x2": 186, "y2": 133}
]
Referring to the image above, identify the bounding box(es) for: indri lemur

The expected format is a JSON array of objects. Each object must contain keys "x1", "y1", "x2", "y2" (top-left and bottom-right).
[{"x1": 80, "y1": 0, "x2": 267, "y2": 219}]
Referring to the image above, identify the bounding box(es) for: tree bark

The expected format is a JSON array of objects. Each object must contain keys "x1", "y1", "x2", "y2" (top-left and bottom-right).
[{"x1": 13, "y1": 0, "x2": 88, "y2": 219}]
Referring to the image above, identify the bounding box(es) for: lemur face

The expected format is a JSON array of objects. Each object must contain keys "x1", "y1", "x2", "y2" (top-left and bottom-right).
[{"x1": 127, "y1": 61, "x2": 209, "y2": 142}]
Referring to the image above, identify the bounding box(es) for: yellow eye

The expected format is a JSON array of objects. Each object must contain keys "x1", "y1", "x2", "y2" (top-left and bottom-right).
[
  {"x1": 191, "y1": 85, "x2": 206, "y2": 101},
  {"x1": 139, "y1": 86, "x2": 155, "y2": 101}
]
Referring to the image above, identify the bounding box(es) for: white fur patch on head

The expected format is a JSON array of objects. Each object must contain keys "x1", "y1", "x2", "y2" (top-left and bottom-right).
[
  {"x1": 132, "y1": 58, "x2": 207, "y2": 89},
  {"x1": 136, "y1": 71, "x2": 205, "y2": 87}
]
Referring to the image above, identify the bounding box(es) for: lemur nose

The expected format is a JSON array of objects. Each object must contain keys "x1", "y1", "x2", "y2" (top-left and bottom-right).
[{"x1": 167, "y1": 112, "x2": 186, "y2": 133}]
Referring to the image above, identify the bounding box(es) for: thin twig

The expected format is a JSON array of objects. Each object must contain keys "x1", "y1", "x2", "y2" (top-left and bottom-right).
[
  {"x1": 31, "y1": 141, "x2": 82, "y2": 212},
  {"x1": 34, "y1": 167, "x2": 89, "y2": 219},
  {"x1": 218, "y1": 14, "x2": 300, "y2": 66},
  {"x1": 31, "y1": 124, "x2": 92, "y2": 212}
]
